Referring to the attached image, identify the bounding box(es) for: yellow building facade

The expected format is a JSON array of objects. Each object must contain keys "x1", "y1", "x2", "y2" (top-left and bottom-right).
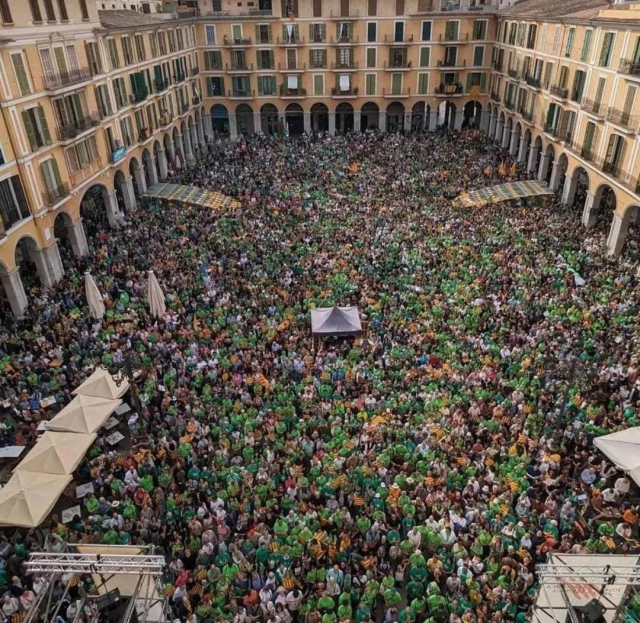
[
  {"x1": 487, "y1": 0, "x2": 640, "y2": 258},
  {"x1": 0, "y1": 0, "x2": 637, "y2": 317}
]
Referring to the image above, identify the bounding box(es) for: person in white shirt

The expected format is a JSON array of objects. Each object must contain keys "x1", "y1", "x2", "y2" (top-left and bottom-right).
[{"x1": 615, "y1": 476, "x2": 630, "y2": 498}]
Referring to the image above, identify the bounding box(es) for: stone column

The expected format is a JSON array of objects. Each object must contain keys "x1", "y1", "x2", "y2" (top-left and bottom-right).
[
  {"x1": 303, "y1": 112, "x2": 311, "y2": 134},
  {"x1": 495, "y1": 120, "x2": 503, "y2": 145},
  {"x1": 106, "y1": 191, "x2": 121, "y2": 228},
  {"x1": 489, "y1": 114, "x2": 497, "y2": 137},
  {"x1": 328, "y1": 113, "x2": 336, "y2": 135},
  {"x1": 537, "y1": 153, "x2": 551, "y2": 183},
  {"x1": 148, "y1": 157, "x2": 159, "y2": 186},
  {"x1": 581, "y1": 192, "x2": 597, "y2": 228},
  {"x1": 501, "y1": 127, "x2": 511, "y2": 150},
  {"x1": 404, "y1": 112, "x2": 412, "y2": 132},
  {"x1": 429, "y1": 112, "x2": 437, "y2": 132},
  {"x1": 229, "y1": 114, "x2": 238, "y2": 141},
  {"x1": 527, "y1": 143, "x2": 539, "y2": 175},
  {"x1": 354, "y1": 111, "x2": 361, "y2": 133},
  {"x1": 561, "y1": 174, "x2": 577, "y2": 207},
  {"x1": 68, "y1": 219, "x2": 89, "y2": 257},
  {"x1": 197, "y1": 116, "x2": 206, "y2": 146},
  {"x1": 517, "y1": 137, "x2": 528, "y2": 164},
  {"x1": 509, "y1": 131, "x2": 519, "y2": 156},
  {"x1": 133, "y1": 165, "x2": 148, "y2": 196},
  {"x1": 204, "y1": 115, "x2": 213, "y2": 141},
  {"x1": 123, "y1": 176, "x2": 137, "y2": 211},
  {"x1": 41, "y1": 240, "x2": 64, "y2": 284},
  {"x1": 379, "y1": 111, "x2": 387, "y2": 132},
  {"x1": 454, "y1": 111, "x2": 463, "y2": 131},
  {"x1": 254, "y1": 112, "x2": 263, "y2": 135},
  {"x1": 549, "y1": 162, "x2": 563, "y2": 192},
  {"x1": 183, "y1": 130, "x2": 194, "y2": 163},
  {"x1": 480, "y1": 111, "x2": 490, "y2": 134},
  {"x1": 156, "y1": 148, "x2": 169, "y2": 180},
  {"x1": 190, "y1": 123, "x2": 199, "y2": 154},
  {"x1": 606, "y1": 213, "x2": 629, "y2": 257},
  {"x1": 1, "y1": 267, "x2": 28, "y2": 318},
  {"x1": 167, "y1": 140, "x2": 176, "y2": 167}
]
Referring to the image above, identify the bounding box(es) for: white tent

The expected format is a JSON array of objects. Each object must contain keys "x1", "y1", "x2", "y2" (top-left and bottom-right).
[
  {"x1": 0, "y1": 471, "x2": 72, "y2": 528},
  {"x1": 594, "y1": 427, "x2": 640, "y2": 486},
  {"x1": 73, "y1": 368, "x2": 130, "y2": 400},
  {"x1": 16, "y1": 431, "x2": 97, "y2": 475},
  {"x1": 311, "y1": 306, "x2": 363, "y2": 336},
  {"x1": 45, "y1": 395, "x2": 122, "y2": 434}
]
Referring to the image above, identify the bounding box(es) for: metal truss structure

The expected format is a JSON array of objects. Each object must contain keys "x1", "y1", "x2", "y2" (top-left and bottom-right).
[
  {"x1": 533, "y1": 562, "x2": 640, "y2": 623},
  {"x1": 23, "y1": 551, "x2": 169, "y2": 623}
]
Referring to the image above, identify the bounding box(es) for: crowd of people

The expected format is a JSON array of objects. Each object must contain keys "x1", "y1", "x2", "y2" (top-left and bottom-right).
[{"x1": 0, "y1": 130, "x2": 638, "y2": 623}]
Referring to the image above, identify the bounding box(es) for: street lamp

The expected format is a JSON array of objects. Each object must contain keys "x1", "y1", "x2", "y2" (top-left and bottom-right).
[{"x1": 103, "y1": 351, "x2": 148, "y2": 419}]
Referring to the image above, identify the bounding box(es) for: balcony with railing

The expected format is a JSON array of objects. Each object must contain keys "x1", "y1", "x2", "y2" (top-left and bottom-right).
[
  {"x1": 43, "y1": 68, "x2": 91, "y2": 90},
  {"x1": 507, "y1": 68, "x2": 521, "y2": 80},
  {"x1": 383, "y1": 34, "x2": 414, "y2": 45},
  {"x1": 223, "y1": 35, "x2": 252, "y2": 46},
  {"x1": 490, "y1": 91, "x2": 501, "y2": 102},
  {"x1": 154, "y1": 79, "x2": 168, "y2": 92},
  {"x1": 110, "y1": 145, "x2": 127, "y2": 164},
  {"x1": 438, "y1": 58, "x2": 466, "y2": 68},
  {"x1": 602, "y1": 160, "x2": 624, "y2": 179},
  {"x1": 278, "y1": 62, "x2": 306, "y2": 72},
  {"x1": 279, "y1": 84, "x2": 306, "y2": 98},
  {"x1": 42, "y1": 183, "x2": 70, "y2": 206},
  {"x1": 277, "y1": 35, "x2": 306, "y2": 46},
  {"x1": 192, "y1": 94, "x2": 201, "y2": 105},
  {"x1": 582, "y1": 99, "x2": 606, "y2": 117},
  {"x1": 550, "y1": 84, "x2": 569, "y2": 100},
  {"x1": 618, "y1": 59, "x2": 640, "y2": 77},
  {"x1": 544, "y1": 122, "x2": 558, "y2": 137},
  {"x1": 331, "y1": 34, "x2": 358, "y2": 44},
  {"x1": 581, "y1": 147, "x2": 597, "y2": 162},
  {"x1": 69, "y1": 157, "x2": 102, "y2": 188},
  {"x1": 191, "y1": 66, "x2": 200, "y2": 76},
  {"x1": 329, "y1": 9, "x2": 360, "y2": 19},
  {"x1": 606, "y1": 108, "x2": 639, "y2": 132},
  {"x1": 435, "y1": 83, "x2": 464, "y2": 96},
  {"x1": 522, "y1": 109, "x2": 534, "y2": 123},
  {"x1": 383, "y1": 87, "x2": 411, "y2": 98},
  {"x1": 138, "y1": 127, "x2": 149, "y2": 142},
  {"x1": 226, "y1": 62, "x2": 254, "y2": 72},
  {"x1": 331, "y1": 86, "x2": 358, "y2": 97},
  {"x1": 525, "y1": 75, "x2": 541, "y2": 89},
  {"x1": 57, "y1": 112, "x2": 100, "y2": 141},
  {"x1": 203, "y1": 8, "x2": 273, "y2": 18},
  {"x1": 505, "y1": 99, "x2": 516, "y2": 111},
  {"x1": 439, "y1": 32, "x2": 469, "y2": 43},
  {"x1": 228, "y1": 89, "x2": 255, "y2": 99},
  {"x1": 159, "y1": 112, "x2": 172, "y2": 126},
  {"x1": 492, "y1": 60, "x2": 504, "y2": 73},
  {"x1": 173, "y1": 72, "x2": 186, "y2": 83},
  {"x1": 129, "y1": 89, "x2": 148, "y2": 105},
  {"x1": 332, "y1": 61, "x2": 358, "y2": 71},
  {"x1": 310, "y1": 59, "x2": 327, "y2": 69},
  {"x1": 180, "y1": 102, "x2": 189, "y2": 114}
]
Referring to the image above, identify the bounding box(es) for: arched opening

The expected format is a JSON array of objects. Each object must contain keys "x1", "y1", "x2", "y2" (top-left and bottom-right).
[
  {"x1": 53, "y1": 212, "x2": 75, "y2": 264},
  {"x1": 386, "y1": 102, "x2": 405, "y2": 133},
  {"x1": 129, "y1": 158, "x2": 141, "y2": 201},
  {"x1": 503, "y1": 116, "x2": 513, "y2": 150},
  {"x1": 173, "y1": 127, "x2": 184, "y2": 169},
  {"x1": 310, "y1": 103, "x2": 329, "y2": 134},
  {"x1": 590, "y1": 184, "x2": 617, "y2": 231},
  {"x1": 285, "y1": 103, "x2": 304, "y2": 136},
  {"x1": 261, "y1": 104, "x2": 279, "y2": 135},
  {"x1": 519, "y1": 128, "x2": 531, "y2": 164},
  {"x1": 411, "y1": 102, "x2": 429, "y2": 132},
  {"x1": 531, "y1": 136, "x2": 543, "y2": 174},
  {"x1": 114, "y1": 170, "x2": 128, "y2": 214},
  {"x1": 512, "y1": 122, "x2": 522, "y2": 157},
  {"x1": 543, "y1": 144, "x2": 555, "y2": 185},
  {"x1": 142, "y1": 149, "x2": 154, "y2": 187},
  {"x1": 611, "y1": 205, "x2": 640, "y2": 258},
  {"x1": 336, "y1": 103, "x2": 354, "y2": 134},
  {"x1": 564, "y1": 166, "x2": 590, "y2": 214},
  {"x1": 211, "y1": 104, "x2": 230, "y2": 136},
  {"x1": 553, "y1": 153, "x2": 569, "y2": 194},
  {"x1": 438, "y1": 101, "x2": 456, "y2": 129},
  {"x1": 15, "y1": 237, "x2": 45, "y2": 293},
  {"x1": 154, "y1": 140, "x2": 167, "y2": 180},
  {"x1": 463, "y1": 101, "x2": 482, "y2": 128},
  {"x1": 236, "y1": 104, "x2": 255, "y2": 136},
  {"x1": 497, "y1": 111, "x2": 506, "y2": 143},
  {"x1": 361, "y1": 102, "x2": 379, "y2": 131},
  {"x1": 0, "y1": 261, "x2": 16, "y2": 321},
  {"x1": 80, "y1": 184, "x2": 110, "y2": 239}
]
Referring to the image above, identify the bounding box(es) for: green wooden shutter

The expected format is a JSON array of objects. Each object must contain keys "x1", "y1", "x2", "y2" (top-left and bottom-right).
[
  {"x1": 420, "y1": 47, "x2": 429, "y2": 67},
  {"x1": 22, "y1": 110, "x2": 37, "y2": 151},
  {"x1": 418, "y1": 73, "x2": 428, "y2": 94},
  {"x1": 50, "y1": 158, "x2": 62, "y2": 187},
  {"x1": 37, "y1": 106, "x2": 51, "y2": 144},
  {"x1": 320, "y1": 24, "x2": 326, "y2": 41}
]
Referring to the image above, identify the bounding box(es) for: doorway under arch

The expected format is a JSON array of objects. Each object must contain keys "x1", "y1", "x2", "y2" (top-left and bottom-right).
[
  {"x1": 463, "y1": 101, "x2": 482, "y2": 128},
  {"x1": 285, "y1": 103, "x2": 304, "y2": 136},
  {"x1": 310, "y1": 103, "x2": 329, "y2": 133},
  {"x1": 336, "y1": 103, "x2": 354, "y2": 134},
  {"x1": 361, "y1": 102, "x2": 379, "y2": 131},
  {"x1": 211, "y1": 104, "x2": 230, "y2": 136},
  {"x1": 236, "y1": 104, "x2": 255, "y2": 136},
  {"x1": 438, "y1": 101, "x2": 456, "y2": 129},
  {"x1": 412, "y1": 102, "x2": 429, "y2": 132},
  {"x1": 386, "y1": 102, "x2": 405, "y2": 132},
  {"x1": 261, "y1": 104, "x2": 279, "y2": 135}
]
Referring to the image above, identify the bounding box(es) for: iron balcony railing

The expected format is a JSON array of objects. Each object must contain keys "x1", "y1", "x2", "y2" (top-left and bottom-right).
[
  {"x1": 383, "y1": 88, "x2": 411, "y2": 97},
  {"x1": 525, "y1": 75, "x2": 541, "y2": 88},
  {"x1": 618, "y1": 59, "x2": 640, "y2": 76},
  {"x1": 383, "y1": 34, "x2": 414, "y2": 44},
  {"x1": 439, "y1": 32, "x2": 469, "y2": 42},
  {"x1": 438, "y1": 58, "x2": 466, "y2": 68},
  {"x1": 191, "y1": 66, "x2": 200, "y2": 76},
  {"x1": 57, "y1": 112, "x2": 100, "y2": 140},
  {"x1": 279, "y1": 85, "x2": 306, "y2": 97},
  {"x1": 277, "y1": 35, "x2": 306, "y2": 45},
  {"x1": 226, "y1": 62, "x2": 253, "y2": 71},
  {"x1": 333, "y1": 61, "x2": 358, "y2": 70},
  {"x1": 606, "y1": 108, "x2": 639, "y2": 130},
  {"x1": 129, "y1": 90, "x2": 148, "y2": 104},
  {"x1": 228, "y1": 89, "x2": 255, "y2": 98},
  {"x1": 550, "y1": 84, "x2": 569, "y2": 99},
  {"x1": 435, "y1": 83, "x2": 463, "y2": 95},
  {"x1": 43, "y1": 68, "x2": 91, "y2": 90},
  {"x1": 42, "y1": 183, "x2": 70, "y2": 206},
  {"x1": 582, "y1": 99, "x2": 606, "y2": 116},
  {"x1": 331, "y1": 86, "x2": 358, "y2": 96},
  {"x1": 154, "y1": 79, "x2": 168, "y2": 92},
  {"x1": 223, "y1": 35, "x2": 252, "y2": 46}
]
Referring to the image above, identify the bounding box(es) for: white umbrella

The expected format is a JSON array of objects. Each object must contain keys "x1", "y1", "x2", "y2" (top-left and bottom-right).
[
  {"x1": 147, "y1": 270, "x2": 166, "y2": 319},
  {"x1": 84, "y1": 272, "x2": 105, "y2": 320}
]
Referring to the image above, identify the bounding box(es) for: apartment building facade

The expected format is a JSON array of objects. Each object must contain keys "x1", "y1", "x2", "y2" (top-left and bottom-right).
[
  {"x1": 0, "y1": 0, "x2": 639, "y2": 318},
  {"x1": 486, "y1": 0, "x2": 640, "y2": 258}
]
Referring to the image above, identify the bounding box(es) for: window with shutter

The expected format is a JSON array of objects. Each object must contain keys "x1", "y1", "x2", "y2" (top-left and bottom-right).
[
  {"x1": 366, "y1": 48, "x2": 376, "y2": 68},
  {"x1": 43, "y1": 0, "x2": 55, "y2": 21},
  {"x1": 594, "y1": 77, "x2": 605, "y2": 105},
  {"x1": 391, "y1": 73, "x2": 402, "y2": 94},
  {"x1": 57, "y1": 0, "x2": 68, "y2": 20},
  {"x1": 623, "y1": 86, "x2": 636, "y2": 117},
  {"x1": 581, "y1": 30, "x2": 592, "y2": 62},
  {"x1": 395, "y1": 0, "x2": 404, "y2": 16},
  {"x1": 367, "y1": 23, "x2": 376, "y2": 42},
  {"x1": 365, "y1": 73, "x2": 375, "y2": 95},
  {"x1": 368, "y1": 0, "x2": 376, "y2": 16},
  {"x1": 632, "y1": 36, "x2": 640, "y2": 64},
  {"x1": 341, "y1": 0, "x2": 349, "y2": 17},
  {"x1": 599, "y1": 33, "x2": 614, "y2": 67},
  {"x1": 29, "y1": 0, "x2": 42, "y2": 22},
  {"x1": 418, "y1": 73, "x2": 428, "y2": 94},
  {"x1": 421, "y1": 21, "x2": 431, "y2": 41},
  {"x1": 473, "y1": 46, "x2": 484, "y2": 67},
  {"x1": 11, "y1": 54, "x2": 31, "y2": 96},
  {"x1": 419, "y1": 47, "x2": 430, "y2": 67}
]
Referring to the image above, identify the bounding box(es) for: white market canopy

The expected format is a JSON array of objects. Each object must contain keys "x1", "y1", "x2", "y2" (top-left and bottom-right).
[
  {"x1": 594, "y1": 426, "x2": 640, "y2": 486},
  {"x1": 45, "y1": 395, "x2": 122, "y2": 434},
  {"x1": 0, "y1": 471, "x2": 72, "y2": 528},
  {"x1": 16, "y1": 431, "x2": 97, "y2": 476},
  {"x1": 73, "y1": 368, "x2": 130, "y2": 400},
  {"x1": 311, "y1": 306, "x2": 363, "y2": 336}
]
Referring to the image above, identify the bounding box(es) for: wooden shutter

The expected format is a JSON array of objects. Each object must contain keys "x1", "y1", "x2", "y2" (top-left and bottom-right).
[
  {"x1": 22, "y1": 110, "x2": 37, "y2": 151},
  {"x1": 368, "y1": 0, "x2": 376, "y2": 16},
  {"x1": 623, "y1": 86, "x2": 636, "y2": 115}
]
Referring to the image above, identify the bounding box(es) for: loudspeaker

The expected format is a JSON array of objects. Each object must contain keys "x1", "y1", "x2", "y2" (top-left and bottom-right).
[
  {"x1": 94, "y1": 588, "x2": 121, "y2": 611},
  {"x1": 98, "y1": 594, "x2": 137, "y2": 623},
  {"x1": 575, "y1": 599, "x2": 606, "y2": 623}
]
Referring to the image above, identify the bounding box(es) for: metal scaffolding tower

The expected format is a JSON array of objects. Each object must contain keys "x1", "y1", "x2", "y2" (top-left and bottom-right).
[{"x1": 23, "y1": 551, "x2": 169, "y2": 623}]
